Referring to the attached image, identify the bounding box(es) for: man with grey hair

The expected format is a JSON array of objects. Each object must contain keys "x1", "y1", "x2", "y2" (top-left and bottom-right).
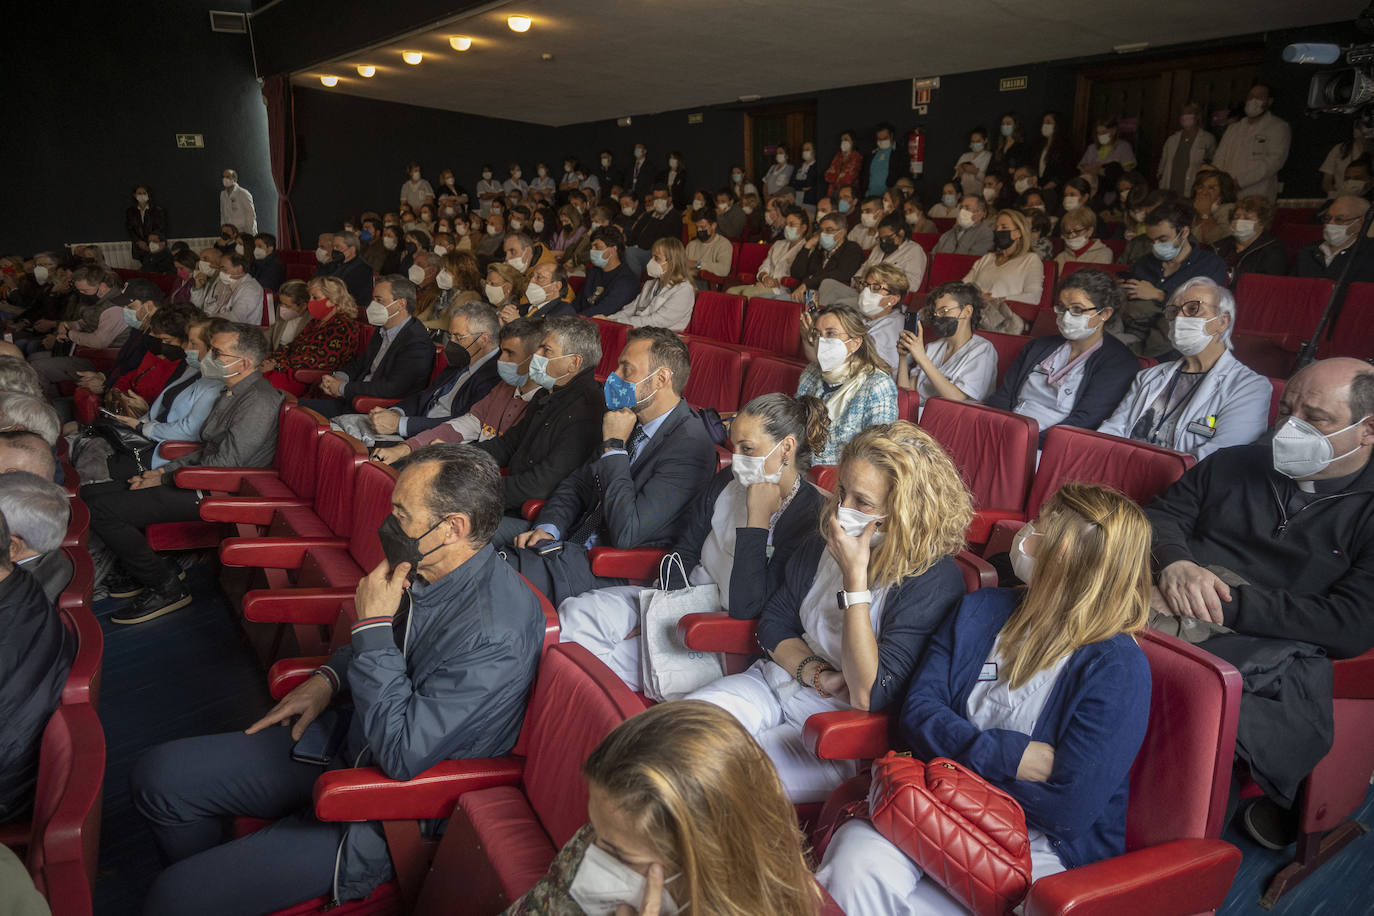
[
  {"x1": 305, "y1": 276, "x2": 435, "y2": 419},
  {"x1": 192, "y1": 251, "x2": 264, "y2": 325},
  {"x1": 85, "y1": 321, "x2": 284, "y2": 624},
  {"x1": 0, "y1": 431, "x2": 57, "y2": 478},
  {"x1": 0, "y1": 356, "x2": 44, "y2": 398},
  {"x1": 500, "y1": 231, "x2": 547, "y2": 279},
  {"x1": 0, "y1": 391, "x2": 60, "y2": 446},
  {"x1": 333, "y1": 303, "x2": 502, "y2": 446},
  {"x1": 1293, "y1": 195, "x2": 1374, "y2": 284},
  {"x1": 1099, "y1": 276, "x2": 1270, "y2": 459},
  {"x1": 220, "y1": 167, "x2": 257, "y2": 234},
  {"x1": 0, "y1": 471, "x2": 72, "y2": 602},
  {"x1": 932, "y1": 194, "x2": 994, "y2": 255},
  {"x1": 329, "y1": 229, "x2": 375, "y2": 308}
]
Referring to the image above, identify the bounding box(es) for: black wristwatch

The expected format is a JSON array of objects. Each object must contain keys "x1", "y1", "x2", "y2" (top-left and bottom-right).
[{"x1": 601, "y1": 438, "x2": 626, "y2": 452}]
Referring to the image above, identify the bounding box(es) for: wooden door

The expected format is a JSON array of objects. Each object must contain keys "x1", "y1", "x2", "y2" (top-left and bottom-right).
[{"x1": 745, "y1": 104, "x2": 817, "y2": 184}]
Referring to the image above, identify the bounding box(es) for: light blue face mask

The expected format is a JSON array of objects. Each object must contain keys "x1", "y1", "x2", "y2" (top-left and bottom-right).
[
  {"x1": 527, "y1": 352, "x2": 572, "y2": 390},
  {"x1": 819, "y1": 231, "x2": 838, "y2": 251},
  {"x1": 123, "y1": 306, "x2": 141, "y2": 329},
  {"x1": 1000, "y1": 124, "x2": 1015, "y2": 137},
  {"x1": 1153, "y1": 238, "x2": 1182, "y2": 261},
  {"x1": 970, "y1": 141, "x2": 985, "y2": 152},
  {"x1": 496, "y1": 358, "x2": 527, "y2": 387},
  {"x1": 589, "y1": 248, "x2": 610, "y2": 269},
  {"x1": 185, "y1": 350, "x2": 201, "y2": 370},
  {"x1": 837, "y1": 199, "x2": 852, "y2": 213}
]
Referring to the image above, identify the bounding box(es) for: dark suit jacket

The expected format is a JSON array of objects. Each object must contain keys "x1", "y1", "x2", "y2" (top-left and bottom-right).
[
  {"x1": 627, "y1": 158, "x2": 655, "y2": 197},
  {"x1": 538, "y1": 398, "x2": 718, "y2": 549},
  {"x1": 334, "y1": 257, "x2": 375, "y2": 310},
  {"x1": 791, "y1": 239, "x2": 866, "y2": 290},
  {"x1": 394, "y1": 351, "x2": 500, "y2": 435},
  {"x1": 250, "y1": 253, "x2": 286, "y2": 292},
  {"x1": 478, "y1": 368, "x2": 605, "y2": 512},
  {"x1": 657, "y1": 167, "x2": 690, "y2": 209},
  {"x1": 338, "y1": 317, "x2": 436, "y2": 400}
]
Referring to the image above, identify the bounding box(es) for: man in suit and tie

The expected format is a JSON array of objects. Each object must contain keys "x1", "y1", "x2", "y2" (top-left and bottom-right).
[
  {"x1": 627, "y1": 142, "x2": 654, "y2": 198},
  {"x1": 330, "y1": 303, "x2": 502, "y2": 447},
  {"x1": 501, "y1": 326, "x2": 718, "y2": 604},
  {"x1": 301, "y1": 275, "x2": 435, "y2": 418}
]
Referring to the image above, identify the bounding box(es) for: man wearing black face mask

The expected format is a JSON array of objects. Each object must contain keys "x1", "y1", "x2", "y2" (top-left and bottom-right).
[
  {"x1": 821, "y1": 214, "x2": 927, "y2": 309},
  {"x1": 131, "y1": 444, "x2": 543, "y2": 914},
  {"x1": 331, "y1": 304, "x2": 502, "y2": 448},
  {"x1": 329, "y1": 230, "x2": 374, "y2": 309}
]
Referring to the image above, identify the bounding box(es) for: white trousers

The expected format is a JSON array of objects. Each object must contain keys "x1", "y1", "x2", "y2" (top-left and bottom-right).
[
  {"x1": 558, "y1": 585, "x2": 644, "y2": 691},
  {"x1": 818, "y1": 817, "x2": 1067, "y2": 915},
  {"x1": 686, "y1": 659, "x2": 858, "y2": 804}
]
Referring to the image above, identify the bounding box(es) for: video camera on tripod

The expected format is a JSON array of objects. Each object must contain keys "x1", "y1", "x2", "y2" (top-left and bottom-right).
[{"x1": 1285, "y1": 2, "x2": 1374, "y2": 115}]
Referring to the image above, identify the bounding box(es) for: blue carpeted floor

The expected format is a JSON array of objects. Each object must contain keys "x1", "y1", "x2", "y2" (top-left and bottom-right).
[{"x1": 88, "y1": 563, "x2": 1374, "y2": 915}]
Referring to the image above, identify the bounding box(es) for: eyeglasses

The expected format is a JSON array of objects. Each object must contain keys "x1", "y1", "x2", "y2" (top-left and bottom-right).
[
  {"x1": 209, "y1": 347, "x2": 241, "y2": 362},
  {"x1": 1321, "y1": 213, "x2": 1362, "y2": 225},
  {"x1": 859, "y1": 281, "x2": 892, "y2": 294},
  {"x1": 930, "y1": 305, "x2": 965, "y2": 318},
  {"x1": 806, "y1": 332, "x2": 853, "y2": 344},
  {"x1": 1053, "y1": 304, "x2": 1103, "y2": 318},
  {"x1": 1163, "y1": 299, "x2": 1213, "y2": 320}
]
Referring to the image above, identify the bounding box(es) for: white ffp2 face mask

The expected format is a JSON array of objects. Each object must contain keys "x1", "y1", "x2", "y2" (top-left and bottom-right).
[
  {"x1": 366, "y1": 300, "x2": 393, "y2": 326},
  {"x1": 815, "y1": 336, "x2": 850, "y2": 373},
  {"x1": 569, "y1": 843, "x2": 681, "y2": 916},
  {"x1": 1272, "y1": 415, "x2": 1370, "y2": 479},
  {"x1": 1010, "y1": 521, "x2": 1038, "y2": 584},
  {"x1": 858, "y1": 287, "x2": 887, "y2": 318}
]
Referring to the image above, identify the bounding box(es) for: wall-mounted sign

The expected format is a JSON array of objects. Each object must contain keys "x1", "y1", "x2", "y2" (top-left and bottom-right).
[
  {"x1": 687, "y1": 112, "x2": 703, "y2": 124},
  {"x1": 912, "y1": 76, "x2": 940, "y2": 109},
  {"x1": 175, "y1": 133, "x2": 205, "y2": 149},
  {"x1": 999, "y1": 76, "x2": 1028, "y2": 92}
]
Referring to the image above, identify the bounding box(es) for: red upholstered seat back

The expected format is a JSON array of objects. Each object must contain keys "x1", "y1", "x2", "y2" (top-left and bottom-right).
[
  {"x1": 735, "y1": 242, "x2": 770, "y2": 280},
  {"x1": 928, "y1": 253, "x2": 980, "y2": 290},
  {"x1": 347, "y1": 461, "x2": 399, "y2": 570},
  {"x1": 355, "y1": 323, "x2": 376, "y2": 358},
  {"x1": 25, "y1": 703, "x2": 105, "y2": 901},
  {"x1": 682, "y1": 339, "x2": 746, "y2": 412},
  {"x1": 519, "y1": 645, "x2": 648, "y2": 849},
  {"x1": 687, "y1": 291, "x2": 745, "y2": 343},
  {"x1": 1322, "y1": 280, "x2": 1374, "y2": 360},
  {"x1": 1234, "y1": 274, "x2": 1334, "y2": 341},
  {"x1": 974, "y1": 330, "x2": 1031, "y2": 388},
  {"x1": 276, "y1": 406, "x2": 329, "y2": 499},
  {"x1": 920, "y1": 398, "x2": 1037, "y2": 518},
  {"x1": 1028, "y1": 426, "x2": 1194, "y2": 514},
  {"x1": 590, "y1": 318, "x2": 628, "y2": 379},
  {"x1": 808, "y1": 464, "x2": 838, "y2": 492},
  {"x1": 1127, "y1": 630, "x2": 1241, "y2": 849},
  {"x1": 741, "y1": 297, "x2": 802, "y2": 357},
  {"x1": 62, "y1": 498, "x2": 90, "y2": 549},
  {"x1": 740, "y1": 355, "x2": 805, "y2": 405},
  {"x1": 1059, "y1": 260, "x2": 1129, "y2": 280},
  {"x1": 911, "y1": 232, "x2": 940, "y2": 254},
  {"x1": 314, "y1": 431, "x2": 370, "y2": 537}
]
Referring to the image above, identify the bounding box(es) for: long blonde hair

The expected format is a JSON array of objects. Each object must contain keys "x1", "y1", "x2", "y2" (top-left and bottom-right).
[
  {"x1": 650, "y1": 237, "x2": 694, "y2": 287},
  {"x1": 822, "y1": 421, "x2": 971, "y2": 587},
  {"x1": 813, "y1": 305, "x2": 891, "y2": 376},
  {"x1": 1000, "y1": 483, "x2": 1151, "y2": 689},
  {"x1": 995, "y1": 208, "x2": 1032, "y2": 260},
  {"x1": 315, "y1": 276, "x2": 358, "y2": 319},
  {"x1": 583, "y1": 701, "x2": 820, "y2": 916}
]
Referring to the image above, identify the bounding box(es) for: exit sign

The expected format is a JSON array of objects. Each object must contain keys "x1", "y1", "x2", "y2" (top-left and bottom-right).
[
  {"x1": 176, "y1": 133, "x2": 204, "y2": 149},
  {"x1": 999, "y1": 76, "x2": 1028, "y2": 92}
]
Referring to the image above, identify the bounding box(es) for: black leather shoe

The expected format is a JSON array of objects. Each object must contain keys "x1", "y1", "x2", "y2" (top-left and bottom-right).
[
  {"x1": 110, "y1": 579, "x2": 192, "y2": 625},
  {"x1": 104, "y1": 568, "x2": 145, "y2": 599},
  {"x1": 1242, "y1": 797, "x2": 1299, "y2": 850}
]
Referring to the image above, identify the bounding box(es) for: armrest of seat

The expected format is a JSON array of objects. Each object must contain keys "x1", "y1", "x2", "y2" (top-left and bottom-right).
[
  {"x1": 803, "y1": 710, "x2": 894, "y2": 760},
  {"x1": 588, "y1": 547, "x2": 668, "y2": 581},
  {"x1": 242, "y1": 588, "x2": 355, "y2": 624},
  {"x1": 353, "y1": 396, "x2": 400, "y2": 413},
  {"x1": 173, "y1": 467, "x2": 280, "y2": 491},
  {"x1": 1022, "y1": 839, "x2": 1241, "y2": 916},
  {"x1": 982, "y1": 516, "x2": 1027, "y2": 559},
  {"x1": 678, "y1": 612, "x2": 757, "y2": 654},
  {"x1": 199, "y1": 496, "x2": 311, "y2": 525},
  {"x1": 313, "y1": 758, "x2": 526, "y2": 822},
  {"x1": 736, "y1": 270, "x2": 758, "y2": 285},
  {"x1": 219, "y1": 537, "x2": 347, "y2": 569},
  {"x1": 1333, "y1": 647, "x2": 1374, "y2": 699},
  {"x1": 698, "y1": 271, "x2": 730, "y2": 289},
  {"x1": 159, "y1": 441, "x2": 201, "y2": 461},
  {"x1": 521, "y1": 499, "x2": 546, "y2": 522},
  {"x1": 293, "y1": 369, "x2": 326, "y2": 385},
  {"x1": 967, "y1": 508, "x2": 1025, "y2": 547},
  {"x1": 268, "y1": 656, "x2": 330, "y2": 698},
  {"x1": 780, "y1": 277, "x2": 799, "y2": 289}
]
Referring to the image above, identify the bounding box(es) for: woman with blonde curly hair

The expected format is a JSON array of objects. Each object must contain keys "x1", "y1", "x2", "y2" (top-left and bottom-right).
[
  {"x1": 820, "y1": 483, "x2": 1153, "y2": 914},
  {"x1": 262, "y1": 275, "x2": 360, "y2": 395},
  {"x1": 689, "y1": 421, "x2": 972, "y2": 803},
  {"x1": 510, "y1": 701, "x2": 822, "y2": 915}
]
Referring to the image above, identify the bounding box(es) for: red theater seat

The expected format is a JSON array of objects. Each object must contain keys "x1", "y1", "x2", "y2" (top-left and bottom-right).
[
  {"x1": 1058, "y1": 260, "x2": 1129, "y2": 280},
  {"x1": 1233, "y1": 274, "x2": 1334, "y2": 352},
  {"x1": 589, "y1": 317, "x2": 628, "y2": 379},
  {"x1": 686, "y1": 291, "x2": 744, "y2": 343},
  {"x1": 740, "y1": 354, "x2": 806, "y2": 404},
  {"x1": 731, "y1": 241, "x2": 770, "y2": 285},
  {"x1": 741, "y1": 296, "x2": 803, "y2": 358},
  {"x1": 925, "y1": 253, "x2": 979, "y2": 294},
  {"x1": 682, "y1": 338, "x2": 746, "y2": 413},
  {"x1": 974, "y1": 330, "x2": 1032, "y2": 387},
  {"x1": 697, "y1": 241, "x2": 741, "y2": 289},
  {"x1": 58, "y1": 551, "x2": 102, "y2": 710},
  {"x1": 1320, "y1": 280, "x2": 1374, "y2": 360}
]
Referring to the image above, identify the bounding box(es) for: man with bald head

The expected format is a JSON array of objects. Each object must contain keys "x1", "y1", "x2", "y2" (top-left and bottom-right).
[
  {"x1": 1293, "y1": 195, "x2": 1374, "y2": 283},
  {"x1": 0, "y1": 431, "x2": 57, "y2": 479},
  {"x1": 1147, "y1": 357, "x2": 1374, "y2": 844}
]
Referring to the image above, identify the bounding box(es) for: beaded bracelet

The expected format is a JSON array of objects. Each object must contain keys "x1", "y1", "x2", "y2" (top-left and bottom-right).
[{"x1": 795, "y1": 654, "x2": 827, "y2": 685}]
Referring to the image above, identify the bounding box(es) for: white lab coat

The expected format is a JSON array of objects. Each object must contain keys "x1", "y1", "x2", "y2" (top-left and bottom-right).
[
  {"x1": 1212, "y1": 112, "x2": 1291, "y2": 201},
  {"x1": 220, "y1": 184, "x2": 257, "y2": 234},
  {"x1": 1097, "y1": 349, "x2": 1270, "y2": 459},
  {"x1": 1155, "y1": 129, "x2": 1217, "y2": 194}
]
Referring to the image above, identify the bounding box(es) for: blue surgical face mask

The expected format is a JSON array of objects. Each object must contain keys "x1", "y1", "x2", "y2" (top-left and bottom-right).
[
  {"x1": 359, "y1": 229, "x2": 373, "y2": 242},
  {"x1": 819, "y1": 231, "x2": 838, "y2": 251},
  {"x1": 603, "y1": 368, "x2": 659, "y2": 411},
  {"x1": 1000, "y1": 124, "x2": 1014, "y2": 137},
  {"x1": 589, "y1": 248, "x2": 610, "y2": 269},
  {"x1": 123, "y1": 306, "x2": 141, "y2": 329},
  {"x1": 837, "y1": 199, "x2": 852, "y2": 213},
  {"x1": 528, "y1": 352, "x2": 572, "y2": 390},
  {"x1": 497, "y1": 358, "x2": 527, "y2": 387},
  {"x1": 1153, "y1": 238, "x2": 1182, "y2": 261},
  {"x1": 970, "y1": 141, "x2": 985, "y2": 152},
  {"x1": 185, "y1": 350, "x2": 201, "y2": 370}
]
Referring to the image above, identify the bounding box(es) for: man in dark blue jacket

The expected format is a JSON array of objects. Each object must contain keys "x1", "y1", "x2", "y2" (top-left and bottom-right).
[
  {"x1": 1121, "y1": 200, "x2": 1228, "y2": 356},
  {"x1": 249, "y1": 232, "x2": 286, "y2": 293},
  {"x1": 572, "y1": 227, "x2": 640, "y2": 317},
  {"x1": 301, "y1": 276, "x2": 435, "y2": 419},
  {"x1": 502, "y1": 326, "x2": 718, "y2": 603},
  {"x1": 132, "y1": 444, "x2": 545, "y2": 913}
]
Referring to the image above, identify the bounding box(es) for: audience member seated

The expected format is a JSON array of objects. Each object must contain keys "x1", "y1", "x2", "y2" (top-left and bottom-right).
[
  {"x1": 417, "y1": 251, "x2": 482, "y2": 332},
  {"x1": 572, "y1": 226, "x2": 640, "y2": 317},
  {"x1": 249, "y1": 232, "x2": 285, "y2": 293},
  {"x1": 728, "y1": 206, "x2": 811, "y2": 299},
  {"x1": 987, "y1": 269, "x2": 1137, "y2": 445},
  {"x1": 126, "y1": 184, "x2": 166, "y2": 263},
  {"x1": 0, "y1": 391, "x2": 61, "y2": 451},
  {"x1": 1191, "y1": 167, "x2": 1239, "y2": 248},
  {"x1": 131, "y1": 444, "x2": 544, "y2": 914},
  {"x1": 142, "y1": 232, "x2": 175, "y2": 274},
  {"x1": 502, "y1": 231, "x2": 555, "y2": 282},
  {"x1": 689, "y1": 421, "x2": 970, "y2": 802},
  {"x1": 191, "y1": 251, "x2": 265, "y2": 325},
  {"x1": 848, "y1": 197, "x2": 885, "y2": 251},
  {"x1": 1121, "y1": 199, "x2": 1228, "y2": 356},
  {"x1": 332, "y1": 303, "x2": 500, "y2": 447},
  {"x1": 560, "y1": 393, "x2": 829, "y2": 689},
  {"x1": 0, "y1": 508, "x2": 73, "y2": 825},
  {"x1": 509, "y1": 701, "x2": 822, "y2": 914},
  {"x1": 500, "y1": 327, "x2": 716, "y2": 604},
  {"x1": 169, "y1": 250, "x2": 197, "y2": 303},
  {"x1": 0, "y1": 431, "x2": 55, "y2": 478},
  {"x1": 374, "y1": 317, "x2": 546, "y2": 463},
  {"x1": 213, "y1": 224, "x2": 241, "y2": 257},
  {"x1": 605, "y1": 238, "x2": 696, "y2": 331},
  {"x1": 685, "y1": 209, "x2": 733, "y2": 287},
  {"x1": 820, "y1": 483, "x2": 1153, "y2": 913},
  {"x1": 86, "y1": 322, "x2": 283, "y2": 624},
  {"x1": 897, "y1": 281, "x2": 998, "y2": 403},
  {"x1": 0, "y1": 356, "x2": 44, "y2": 399},
  {"x1": 1146, "y1": 357, "x2": 1374, "y2": 848},
  {"x1": 267, "y1": 279, "x2": 309, "y2": 352},
  {"x1": 789, "y1": 211, "x2": 867, "y2": 305},
  {"x1": 826, "y1": 214, "x2": 928, "y2": 308},
  {"x1": 262, "y1": 277, "x2": 360, "y2": 396},
  {"x1": 477, "y1": 316, "x2": 605, "y2": 535},
  {"x1": 0, "y1": 471, "x2": 71, "y2": 603},
  {"x1": 1079, "y1": 116, "x2": 1138, "y2": 177},
  {"x1": 70, "y1": 277, "x2": 165, "y2": 403},
  {"x1": 624, "y1": 185, "x2": 683, "y2": 274},
  {"x1": 931, "y1": 196, "x2": 995, "y2": 255},
  {"x1": 928, "y1": 182, "x2": 960, "y2": 220},
  {"x1": 1213, "y1": 194, "x2": 1287, "y2": 287},
  {"x1": 1100, "y1": 277, "x2": 1269, "y2": 459},
  {"x1": 963, "y1": 209, "x2": 1044, "y2": 334},
  {"x1": 483, "y1": 261, "x2": 529, "y2": 316},
  {"x1": 1292, "y1": 195, "x2": 1374, "y2": 284},
  {"x1": 1053, "y1": 206, "x2": 1113, "y2": 269},
  {"x1": 302, "y1": 276, "x2": 435, "y2": 419},
  {"x1": 796, "y1": 305, "x2": 899, "y2": 464},
  {"x1": 814, "y1": 262, "x2": 906, "y2": 372},
  {"x1": 81, "y1": 303, "x2": 196, "y2": 437},
  {"x1": 29, "y1": 265, "x2": 128, "y2": 390},
  {"x1": 1024, "y1": 206, "x2": 1055, "y2": 261},
  {"x1": 903, "y1": 195, "x2": 937, "y2": 234}
]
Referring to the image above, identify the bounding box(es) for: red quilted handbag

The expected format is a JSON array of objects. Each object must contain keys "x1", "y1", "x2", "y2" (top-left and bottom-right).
[{"x1": 867, "y1": 751, "x2": 1032, "y2": 916}]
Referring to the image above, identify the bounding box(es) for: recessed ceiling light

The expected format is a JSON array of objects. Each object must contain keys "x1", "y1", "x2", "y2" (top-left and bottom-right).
[
  {"x1": 320, "y1": 75, "x2": 339, "y2": 87},
  {"x1": 507, "y1": 15, "x2": 532, "y2": 32},
  {"x1": 356, "y1": 65, "x2": 376, "y2": 78},
  {"x1": 402, "y1": 50, "x2": 423, "y2": 65},
  {"x1": 540, "y1": 52, "x2": 554, "y2": 62},
  {"x1": 450, "y1": 36, "x2": 472, "y2": 51}
]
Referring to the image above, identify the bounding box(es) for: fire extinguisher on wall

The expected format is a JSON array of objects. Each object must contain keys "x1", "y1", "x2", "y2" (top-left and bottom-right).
[{"x1": 908, "y1": 128, "x2": 925, "y2": 176}]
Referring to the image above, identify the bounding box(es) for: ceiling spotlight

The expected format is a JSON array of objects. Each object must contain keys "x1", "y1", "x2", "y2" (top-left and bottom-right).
[
  {"x1": 320, "y1": 75, "x2": 339, "y2": 87},
  {"x1": 540, "y1": 52, "x2": 554, "y2": 62},
  {"x1": 402, "y1": 50, "x2": 423, "y2": 65},
  {"x1": 356, "y1": 65, "x2": 376, "y2": 78},
  {"x1": 450, "y1": 36, "x2": 472, "y2": 51},
  {"x1": 507, "y1": 15, "x2": 532, "y2": 32}
]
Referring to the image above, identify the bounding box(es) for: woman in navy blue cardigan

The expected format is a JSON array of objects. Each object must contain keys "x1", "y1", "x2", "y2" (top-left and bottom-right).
[
  {"x1": 689, "y1": 421, "x2": 972, "y2": 804},
  {"x1": 819, "y1": 483, "x2": 1153, "y2": 914}
]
